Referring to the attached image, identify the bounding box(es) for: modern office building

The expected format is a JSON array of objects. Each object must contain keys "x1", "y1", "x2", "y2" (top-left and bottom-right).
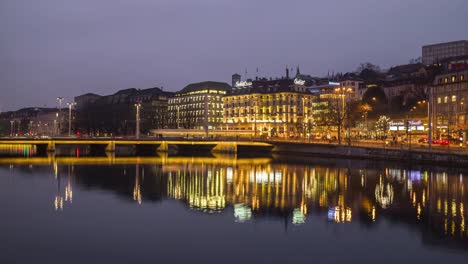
[
  {"x1": 167, "y1": 81, "x2": 231, "y2": 130},
  {"x1": 422, "y1": 40, "x2": 468, "y2": 65}
]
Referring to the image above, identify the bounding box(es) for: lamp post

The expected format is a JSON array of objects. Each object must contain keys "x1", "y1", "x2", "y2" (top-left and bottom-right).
[
  {"x1": 428, "y1": 89, "x2": 433, "y2": 151},
  {"x1": 334, "y1": 87, "x2": 353, "y2": 145},
  {"x1": 10, "y1": 120, "x2": 14, "y2": 137},
  {"x1": 56, "y1": 97, "x2": 64, "y2": 135},
  {"x1": 302, "y1": 97, "x2": 310, "y2": 140},
  {"x1": 418, "y1": 100, "x2": 431, "y2": 150},
  {"x1": 67, "y1": 102, "x2": 76, "y2": 137},
  {"x1": 135, "y1": 103, "x2": 142, "y2": 139},
  {"x1": 176, "y1": 105, "x2": 180, "y2": 129},
  {"x1": 29, "y1": 120, "x2": 33, "y2": 135}
]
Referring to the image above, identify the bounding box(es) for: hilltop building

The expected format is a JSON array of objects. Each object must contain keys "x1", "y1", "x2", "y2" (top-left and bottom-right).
[{"x1": 422, "y1": 40, "x2": 468, "y2": 65}]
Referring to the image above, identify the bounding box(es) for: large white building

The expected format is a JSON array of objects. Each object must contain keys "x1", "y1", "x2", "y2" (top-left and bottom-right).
[{"x1": 168, "y1": 81, "x2": 231, "y2": 130}]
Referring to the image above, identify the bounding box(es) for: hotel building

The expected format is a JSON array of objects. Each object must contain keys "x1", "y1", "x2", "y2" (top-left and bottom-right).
[{"x1": 223, "y1": 70, "x2": 314, "y2": 138}]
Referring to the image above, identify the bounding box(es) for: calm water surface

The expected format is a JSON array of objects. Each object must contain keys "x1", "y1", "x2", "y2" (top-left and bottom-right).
[{"x1": 1, "y1": 153, "x2": 468, "y2": 264}]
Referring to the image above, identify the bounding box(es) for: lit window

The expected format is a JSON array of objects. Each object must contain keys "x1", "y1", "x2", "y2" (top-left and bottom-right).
[
  {"x1": 451, "y1": 76, "x2": 456, "y2": 82},
  {"x1": 444, "y1": 77, "x2": 448, "y2": 83},
  {"x1": 452, "y1": 95, "x2": 457, "y2": 102},
  {"x1": 444, "y1": 96, "x2": 448, "y2": 103}
]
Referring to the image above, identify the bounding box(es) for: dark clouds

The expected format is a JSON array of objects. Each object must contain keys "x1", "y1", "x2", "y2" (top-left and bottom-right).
[{"x1": 1, "y1": 0, "x2": 467, "y2": 110}]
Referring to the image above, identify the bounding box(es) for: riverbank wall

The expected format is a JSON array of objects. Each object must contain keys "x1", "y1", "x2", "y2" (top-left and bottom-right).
[{"x1": 270, "y1": 142, "x2": 468, "y2": 166}]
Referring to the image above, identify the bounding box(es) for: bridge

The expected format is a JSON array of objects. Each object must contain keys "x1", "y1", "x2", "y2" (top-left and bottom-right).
[
  {"x1": 0, "y1": 154, "x2": 273, "y2": 166},
  {"x1": 0, "y1": 138, "x2": 274, "y2": 155}
]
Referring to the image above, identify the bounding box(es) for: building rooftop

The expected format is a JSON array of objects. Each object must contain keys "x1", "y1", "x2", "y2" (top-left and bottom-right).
[
  {"x1": 423, "y1": 40, "x2": 468, "y2": 48},
  {"x1": 179, "y1": 81, "x2": 231, "y2": 94},
  {"x1": 230, "y1": 78, "x2": 310, "y2": 95}
]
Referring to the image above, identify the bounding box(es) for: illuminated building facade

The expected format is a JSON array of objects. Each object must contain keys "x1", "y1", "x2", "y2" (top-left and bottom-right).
[
  {"x1": 432, "y1": 66, "x2": 468, "y2": 140},
  {"x1": 341, "y1": 78, "x2": 364, "y2": 100},
  {"x1": 168, "y1": 81, "x2": 231, "y2": 130},
  {"x1": 223, "y1": 70, "x2": 314, "y2": 138},
  {"x1": 308, "y1": 82, "x2": 355, "y2": 135}
]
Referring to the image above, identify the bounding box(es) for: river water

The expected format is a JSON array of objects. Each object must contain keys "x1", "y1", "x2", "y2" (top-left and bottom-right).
[{"x1": 1, "y1": 152, "x2": 467, "y2": 263}]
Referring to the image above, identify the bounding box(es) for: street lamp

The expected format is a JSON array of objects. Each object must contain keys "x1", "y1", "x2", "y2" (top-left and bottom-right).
[
  {"x1": 56, "y1": 97, "x2": 64, "y2": 135},
  {"x1": 66, "y1": 102, "x2": 76, "y2": 137},
  {"x1": 10, "y1": 120, "x2": 14, "y2": 137},
  {"x1": 176, "y1": 105, "x2": 180, "y2": 129},
  {"x1": 417, "y1": 100, "x2": 432, "y2": 150},
  {"x1": 334, "y1": 87, "x2": 353, "y2": 145},
  {"x1": 135, "y1": 103, "x2": 142, "y2": 139},
  {"x1": 29, "y1": 120, "x2": 33, "y2": 135}
]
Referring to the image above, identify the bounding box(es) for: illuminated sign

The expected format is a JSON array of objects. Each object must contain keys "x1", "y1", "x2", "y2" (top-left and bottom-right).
[
  {"x1": 308, "y1": 88, "x2": 321, "y2": 94},
  {"x1": 409, "y1": 120, "x2": 422, "y2": 126},
  {"x1": 235, "y1": 81, "x2": 252, "y2": 88},
  {"x1": 294, "y1": 78, "x2": 306, "y2": 85},
  {"x1": 390, "y1": 120, "x2": 422, "y2": 126},
  {"x1": 328, "y1": 81, "x2": 340, "y2": 86}
]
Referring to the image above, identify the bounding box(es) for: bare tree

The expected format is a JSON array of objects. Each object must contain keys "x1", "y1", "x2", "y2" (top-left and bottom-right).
[{"x1": 356, "y1": 62, "x2": 381, "y2": 74}]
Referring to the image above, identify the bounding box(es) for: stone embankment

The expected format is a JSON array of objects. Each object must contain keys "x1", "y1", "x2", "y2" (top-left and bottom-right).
[{"x1": 270, "y1": 142, "x2": 468, "y2": 166}]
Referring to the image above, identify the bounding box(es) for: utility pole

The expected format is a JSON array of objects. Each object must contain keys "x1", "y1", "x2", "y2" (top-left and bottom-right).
[{"x1": 135, "y1": 103, "x2": 141, "y2": 139}]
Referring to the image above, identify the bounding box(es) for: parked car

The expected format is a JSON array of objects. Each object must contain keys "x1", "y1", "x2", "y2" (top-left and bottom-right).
[
  {"x1": 440, "y1": 139, "x2": 450, "y2": 145},
  {"x1": 418, "y1": 137, "x2": 428, "y2": 143}
]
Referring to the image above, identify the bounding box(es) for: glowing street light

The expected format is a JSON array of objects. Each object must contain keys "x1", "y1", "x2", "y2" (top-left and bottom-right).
[
  {"x1": 66, "y1": 102, "x2": 76, "y2": 137},
  {"x1": 334, "y1": 87, "x2": 353, "y2": 145},
  {"x1": 135, "y1": 103, "x2": 142, "y2": 139},
  {"x1": 10, "y1": 120, "x2": 14, "y2": 137},
  {"x1": 56, "y1": 97, "x2": 64, "y2": 135}
]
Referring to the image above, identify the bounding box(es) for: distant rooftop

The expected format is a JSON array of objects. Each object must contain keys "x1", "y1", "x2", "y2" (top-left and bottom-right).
[
  {"x1": 179, "y1": 81, "x2": 231, "y2": 94},
  {"x1": 423, "y1": 40, "x2": 468, "y2": 48}
]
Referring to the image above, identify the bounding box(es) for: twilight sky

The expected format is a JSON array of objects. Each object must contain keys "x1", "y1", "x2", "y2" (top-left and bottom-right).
[{"x1": 1, "y1": 0, "x2": 467, "y2": 111}]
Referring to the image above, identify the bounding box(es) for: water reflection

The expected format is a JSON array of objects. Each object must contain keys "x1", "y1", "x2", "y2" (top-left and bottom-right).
[
  {"x1": 53, "y1": 163, "x2": 74, "y2": 211},
  {"x1": 1, "y1": 155, "x2": 468, "y2": 248}
]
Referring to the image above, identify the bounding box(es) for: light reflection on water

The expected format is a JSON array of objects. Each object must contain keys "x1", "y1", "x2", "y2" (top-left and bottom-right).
[{"x1": 1, "y1": 154, "x2": 468, "y2": 263}]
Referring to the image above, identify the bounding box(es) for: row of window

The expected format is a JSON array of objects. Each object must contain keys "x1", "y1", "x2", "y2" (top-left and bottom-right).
[
  {"x1": 170, "y1": 95, "x2": 223, "y2": 103},
  {"x1": 437, "y1": 74, "x2": 465, "y2": 84},
  {"x1": 437, "y1": 95, "x2": 466, "y2": 104},
  {"x1": 226, "y1": 118, "x2": 297, "y2": 123},
  {"x1": 224, "y1": 94, "x2": 311, "y2": 101},
  {"x1": 170, "y1": 117, "x2": 223, "y2": 123},
  {"x1": 168, "y1": 103, "x2": 223, "y2": 110},
  {"x1": 225, "y1": 103, "x2": 309, "y2": 109}
]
